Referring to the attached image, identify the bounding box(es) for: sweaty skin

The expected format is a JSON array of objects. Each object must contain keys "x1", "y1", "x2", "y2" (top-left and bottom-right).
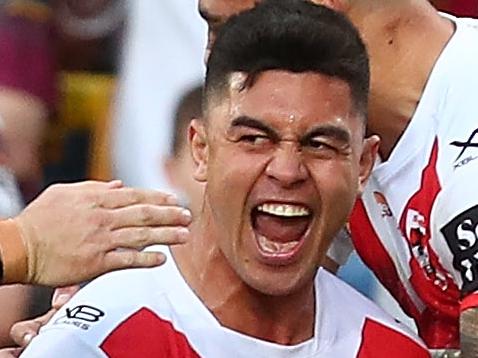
[
  {"x1": 197, "y1": 0, "x2": 470, "y2": 354},
  {"x1": 173, "y1": 70, "x2": 377, "y2": 344}
]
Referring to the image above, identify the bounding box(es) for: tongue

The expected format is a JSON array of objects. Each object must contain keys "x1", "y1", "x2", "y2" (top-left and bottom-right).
[{"x1": 254, "y1": 212, "x2": 309, "y2": 243}]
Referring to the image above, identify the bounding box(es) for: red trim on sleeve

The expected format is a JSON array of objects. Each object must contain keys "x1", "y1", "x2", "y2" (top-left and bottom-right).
[{"x1": 349, "y1": 200, "x2": 421, "y2": 320}]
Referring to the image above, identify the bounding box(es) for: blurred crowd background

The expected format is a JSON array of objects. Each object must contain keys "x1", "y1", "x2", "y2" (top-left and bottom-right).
[{"x1": 0, "y1": 0, "x2": 475, "y2": 348}]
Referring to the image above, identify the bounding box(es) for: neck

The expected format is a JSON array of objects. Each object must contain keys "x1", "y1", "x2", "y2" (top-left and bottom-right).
[
  {"x1": 171, "y1": 213, "x2": 316, "y2": 345},
  {"x1": 349, "y1": 1, "x2": 454, "y2": 159}
]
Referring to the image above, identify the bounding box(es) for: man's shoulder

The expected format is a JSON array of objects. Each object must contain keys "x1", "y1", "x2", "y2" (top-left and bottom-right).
[
  {"x1": 68, "y1": 246, "x2": 180, "y2": 310},
  {"x1": 317, "y1": 269, "x2": 428, "y2": 356},
  {"x1": 426, "y1": 15, "x2": 478, "y2": 118},
  {"x1": 318, "y1": 268, "x2": 393, "y2": 319},
  {"x1": 24, "y1": 252, "x2": 210, "y2": 357},
  {"x1": 441, "y1": 14, "x2": 478, "y2": 65},
  {"x1": 76, "y1": 264, "x2": 172, "y2": 308},
  {"x1": 39, "y1": 254, "x2": 185, "y2": 343},
  {"x1": 20, "y1": 266, "x2": 178, "y2": 357},
  {"x1": 42, "y1": 268, "x2": 163, "y2": 337}
]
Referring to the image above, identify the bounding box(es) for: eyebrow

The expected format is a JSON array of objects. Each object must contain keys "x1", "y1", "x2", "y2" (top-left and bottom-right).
[
  {"x1": 301, "y1": 125, "x2": 351, "y2": 145},
  {"x1": 229, "y1": 116, "x2": 351, "y2": 144},
  {"x1": 230, "y1": 116, "x2": 279, "y2": 140}
]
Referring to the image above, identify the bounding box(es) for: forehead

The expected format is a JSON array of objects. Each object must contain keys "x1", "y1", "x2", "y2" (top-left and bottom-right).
[
  {"x1": 199, "y1": 0, "x2": 259, "y2": 22},
  {"x1": 212, "y1": 71, "x2": 358, "y2": 131}
]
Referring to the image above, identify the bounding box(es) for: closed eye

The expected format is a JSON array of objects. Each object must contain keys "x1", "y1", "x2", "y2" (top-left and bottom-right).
[
  {"x1": 228, "y1": 116, "x2": 279, "y2": 147},
  {"x1": 306, "y1": 138, "x2": 336, "y2": 151},
  {"x1": 300, "y1": 125, "x2": 351, "y2": 155},
  {"x1": 240, "y1": 134, "x2": 270, "y2": 145}
]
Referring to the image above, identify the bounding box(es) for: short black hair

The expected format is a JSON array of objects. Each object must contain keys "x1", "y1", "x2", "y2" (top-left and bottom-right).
[
  {"x1": 171, "y1": 84, "x2": 203, "y2": 156},
  {"x1": 205, "y1": 0, "x2": 369, "y2": 118}
]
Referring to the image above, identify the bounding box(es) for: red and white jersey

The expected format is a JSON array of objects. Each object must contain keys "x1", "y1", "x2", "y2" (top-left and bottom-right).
[
  {"x1": 21, "y1": 247, "x2": 428, "y2": 358},
  {"x1": 349, "y1": 14, "x2": 478, "y2": 349}
]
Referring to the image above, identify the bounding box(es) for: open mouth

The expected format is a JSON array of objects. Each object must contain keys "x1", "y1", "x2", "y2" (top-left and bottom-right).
[{"x1": 251, "y1": 202, "x2": 313, "y2": 264}]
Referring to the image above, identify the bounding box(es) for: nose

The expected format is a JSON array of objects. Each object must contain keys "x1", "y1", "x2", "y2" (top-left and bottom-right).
[{"x1": 265, "y1": 143, "x2": 308, "y2": 188}]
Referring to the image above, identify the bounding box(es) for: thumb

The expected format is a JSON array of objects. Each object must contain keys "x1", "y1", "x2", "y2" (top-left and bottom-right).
[{"x1": 51, "y1": 285, "x2": 81, "y2": 309}]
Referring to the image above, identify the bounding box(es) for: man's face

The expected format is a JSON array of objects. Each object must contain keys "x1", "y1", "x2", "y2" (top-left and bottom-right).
[{"x1": 191, "y1": 70, "x2": 376, "y2": 295}]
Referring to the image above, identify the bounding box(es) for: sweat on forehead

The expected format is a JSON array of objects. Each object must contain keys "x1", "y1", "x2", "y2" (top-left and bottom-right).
[{"x1": 204, "y1": 0, "x2": 370, "y2": 119}]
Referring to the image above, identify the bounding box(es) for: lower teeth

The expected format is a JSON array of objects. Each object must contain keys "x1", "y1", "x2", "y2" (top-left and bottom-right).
[{"x1": 258, "y1": 235, "x2": 300, "y2": 254}]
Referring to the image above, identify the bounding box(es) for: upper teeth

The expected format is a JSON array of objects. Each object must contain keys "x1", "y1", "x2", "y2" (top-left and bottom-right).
[{"x1": 257, "y1": 203, "x2": 310, "y2": 217}]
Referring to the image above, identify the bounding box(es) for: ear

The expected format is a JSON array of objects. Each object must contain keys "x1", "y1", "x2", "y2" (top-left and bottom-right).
[
  {"x1": 189, "y1": 119, "x2": 208, "y2": 182},
  {"x1": 358, "y1": 134, "x2": 380, "y2": 194},
  {"x1": 310, "y1": 0, "x2": 350, "y2": 12}
]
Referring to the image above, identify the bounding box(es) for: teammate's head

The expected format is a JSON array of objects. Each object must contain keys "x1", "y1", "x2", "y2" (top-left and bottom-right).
[
  {"x1": 189, "y1": 0, "x2": 378, "y2": 296},
  {"x1": 163, "y1": 84, "x2": 204, "y2": 217},
  {"x1": 199, "y1": 0, "x2": 369, "y2": 61}
]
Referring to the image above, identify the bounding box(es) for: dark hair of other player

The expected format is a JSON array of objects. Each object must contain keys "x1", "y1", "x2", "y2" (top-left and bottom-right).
[{"x1": 170, "y1": 85, "x2": 203, "y2": 157}]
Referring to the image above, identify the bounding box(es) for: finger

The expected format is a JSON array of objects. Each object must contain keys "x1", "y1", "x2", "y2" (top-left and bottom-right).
[
  {"x1": 0, "y1": 347, "x2": 23, "y2": 357},
  {"x1": 97, "y1": 188, "x2": 178, "y2": 209},
  {"x1": 52, "y1": 285, "x2": 80, "y2": 309},
  {"x1": 109, "y1": 205, "x2": 192, "y2": 229},
  {"x1": 104, "y1": 250, "x2": 167, "y2": 271},
  {"x1": 110, "y1": 226, "x2": 190, "y2": 250},
  {"x1": 10, "y1": 308, "x2": 56, "y2": 347},
  {"x1": 10, "y1": 320, "x2": 40, "y2": 347},
  {"x1": 58, "y1": 180, "x2": 115, "y2": 191},
  {"x1": 106, "y1": 180, "x2": 123, "y2": 189}
]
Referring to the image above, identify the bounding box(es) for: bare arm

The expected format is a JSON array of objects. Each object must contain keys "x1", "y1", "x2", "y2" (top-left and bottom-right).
[{"x1": 0, "y1": 180, "x2": 192, "y2": 287}]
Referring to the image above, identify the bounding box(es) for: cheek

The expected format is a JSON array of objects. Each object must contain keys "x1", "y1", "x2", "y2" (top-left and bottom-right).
[
  {"x1": 205, "y1": 145, "x2": 269, "y2": 221},
  {"x1": 309, "y1": 161, "x2": 358, "y2": 218},
  {"x1": 208, "y1": 143, "x2": 270, "y2": 189}
]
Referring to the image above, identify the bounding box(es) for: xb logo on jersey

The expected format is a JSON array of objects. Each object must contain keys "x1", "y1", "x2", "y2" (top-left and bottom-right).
[
  {"x1": 442, "y1": 205, "x2": 478, "y2": 292},
  {"x1": 450, "y1": 128, "x2": 478, "y2": 169},
  {"x1": 53, "y1": 305, "x2": 105, "y2": 331}
]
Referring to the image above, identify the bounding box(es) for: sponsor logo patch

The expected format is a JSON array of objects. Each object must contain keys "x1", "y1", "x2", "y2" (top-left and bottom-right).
[{"x1": 441, "y1": 205, "x2": 478, "y2": 293}]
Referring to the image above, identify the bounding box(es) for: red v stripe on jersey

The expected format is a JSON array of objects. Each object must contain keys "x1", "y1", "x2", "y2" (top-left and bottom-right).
[
  {"x1": 398, "y1": 138, "x2": 460, "y2": 307},
  {"x1": 357, "y1": 319, "x2": 429, "y2": 358},
  {"x1": 350, "y1": 199, "x2": 422, "y2": 321},
  {"x1": 397, "y1": 139, "x2": 460, "y2": 347},
  {"x1": 100, "y1": 307, "x2": 201, "y2": 358},
  {"x1": 101, "y1": 306, "x2": 430, "y2": 358},
  {"x1": 350, "y1": 139, "x2": 461, "y2": 348}
]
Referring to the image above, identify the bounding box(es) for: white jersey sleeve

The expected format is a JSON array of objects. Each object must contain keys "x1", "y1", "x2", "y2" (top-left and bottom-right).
[
  {"x1": 21, "y1": 329, "x2": 105, "y2": 358},
  {"x1": 431, "y1": 32, "x2": 478, "y2": 297},
  {"x1": 20, "y1": 268, "x2": 162, "y2": 358}
]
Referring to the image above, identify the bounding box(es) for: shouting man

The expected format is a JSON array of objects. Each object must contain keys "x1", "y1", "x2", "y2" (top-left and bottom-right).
[
  {"x1": 20, "y1": 1, "x2": 428, "y2": 357},
  {"x1": 197, "y1": 0, "x2": 478, "y2": 354}
]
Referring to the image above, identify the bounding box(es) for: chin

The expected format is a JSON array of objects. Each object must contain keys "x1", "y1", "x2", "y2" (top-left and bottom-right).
[{"x1": 241, "y1": 266, "x2": 315, "y2": 297}]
